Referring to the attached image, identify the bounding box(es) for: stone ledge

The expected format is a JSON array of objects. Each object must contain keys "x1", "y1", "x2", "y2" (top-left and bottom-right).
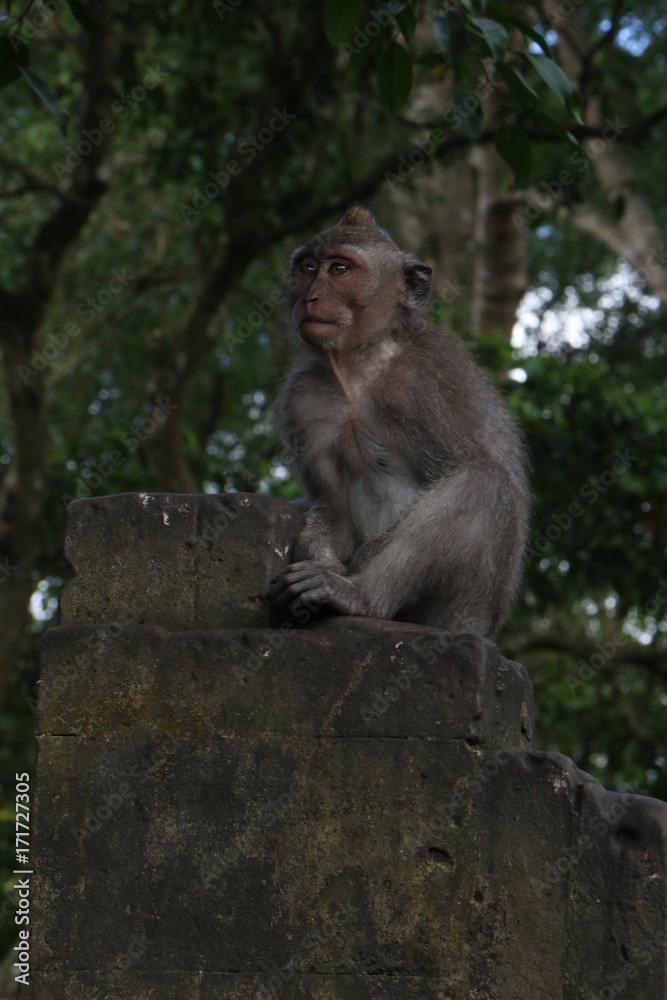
[
  {"x1": 38, "y1": 623, "x2": 533, "y2": 746},
  {"x1": 16, "y1": 971, "x2": 482, "y2": 1000}
]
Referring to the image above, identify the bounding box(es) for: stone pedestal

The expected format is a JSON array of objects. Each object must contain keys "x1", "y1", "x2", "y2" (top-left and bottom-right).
[{"x1": 22, "y1": 494, "x2": 667, "y2": 999}]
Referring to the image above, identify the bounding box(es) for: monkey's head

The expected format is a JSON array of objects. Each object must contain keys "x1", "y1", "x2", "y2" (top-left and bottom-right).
[{"x1": 288, "y1": 207, "x2": 432, "y2": 354}]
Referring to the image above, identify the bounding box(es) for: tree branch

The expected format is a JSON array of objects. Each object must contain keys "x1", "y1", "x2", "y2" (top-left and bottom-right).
[
  {"x1": 0, "y1": 154, "x2": 87, "y2": 203},
  {"x1": 501, "y1": 631, "x2": 667, "y2": 681},
  {"x1": 247, "y1": 0, "x2": 285, "y2": 54},
  {"x1": 611, "y1": 675, "x2": 667, "y2": 759},
  {"x1": 133, "y1": 265, "x2": 196, "y2": 293}
]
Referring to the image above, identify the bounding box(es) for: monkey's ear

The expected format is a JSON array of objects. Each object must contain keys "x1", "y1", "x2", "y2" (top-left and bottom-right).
[{"x1": 401, "y1": 260, "x2": 432, "y2": 309}]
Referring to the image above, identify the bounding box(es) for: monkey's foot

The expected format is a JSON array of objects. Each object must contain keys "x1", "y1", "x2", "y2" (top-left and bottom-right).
[{"x1": 268, "y1": 560, "x2": 370, "y2": 619}]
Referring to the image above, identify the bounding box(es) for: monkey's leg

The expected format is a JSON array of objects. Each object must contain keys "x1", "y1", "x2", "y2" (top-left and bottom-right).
[
  {"x1": 292, "y1": 501, "x2": 358, "y2": 572},
  {"x1": 350, "y1": 462, "x2": 525, "y2": 635}
]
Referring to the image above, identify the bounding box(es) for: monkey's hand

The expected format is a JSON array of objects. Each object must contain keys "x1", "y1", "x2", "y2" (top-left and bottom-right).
[{"x1": 268, "y1": 561, "x2": 370, "y2": 619}]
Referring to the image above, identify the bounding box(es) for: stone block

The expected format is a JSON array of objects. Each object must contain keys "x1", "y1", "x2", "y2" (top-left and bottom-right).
[
  {"x1": 59, "y1": 493, "x2": 303, "y2": 630},
  {"x1": 27, "y1": 622, "x2": 533, "y2": 999}
]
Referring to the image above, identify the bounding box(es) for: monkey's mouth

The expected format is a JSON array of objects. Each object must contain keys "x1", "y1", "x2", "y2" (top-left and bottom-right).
[
  {"x1": 301, "y1": 315, "x2": 335, "y2": 326},
  {"x1": 299, "y1": 317, "x2": 337, "y2": 341}
]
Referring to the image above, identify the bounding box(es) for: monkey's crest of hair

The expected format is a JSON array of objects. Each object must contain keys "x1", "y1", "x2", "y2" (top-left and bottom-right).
[
  {"x1": 325, "y1": 206, "x2": 395, "y2": 249},
  {"x1": 290, "y1": 207, "x2": 396, "y2": 265}
]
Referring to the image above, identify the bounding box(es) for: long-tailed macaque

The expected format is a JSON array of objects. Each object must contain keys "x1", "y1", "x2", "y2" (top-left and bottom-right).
[{"x1": 268, "y1": 207, "x2": 529, "y2": 637}]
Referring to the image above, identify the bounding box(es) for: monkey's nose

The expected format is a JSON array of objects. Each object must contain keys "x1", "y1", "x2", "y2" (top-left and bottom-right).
[{"x1": 307, "y1": 275, "x2": 326, "y2": 299}]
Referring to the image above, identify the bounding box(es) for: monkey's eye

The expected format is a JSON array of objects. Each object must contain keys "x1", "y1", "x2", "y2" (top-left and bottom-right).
[
  {"x1": 297, "y1": 259, "x2": 317, "y2": 276},
  {"x1": 329, "y1": 261, "x2": 349, "y2": 276}
]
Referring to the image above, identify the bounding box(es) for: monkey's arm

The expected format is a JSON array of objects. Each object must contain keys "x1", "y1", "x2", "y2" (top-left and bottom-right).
[
  {"x1": 269, "y1": 462, "x2": 526, "y2": 636},
  {"x1": 293, "y1": 500, "x2": 358, "y2": 572}
]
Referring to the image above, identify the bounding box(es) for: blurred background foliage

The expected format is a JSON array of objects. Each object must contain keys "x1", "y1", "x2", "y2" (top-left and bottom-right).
[{"x1": 0, "y1": 0, "x2": 665, "y2": 965}]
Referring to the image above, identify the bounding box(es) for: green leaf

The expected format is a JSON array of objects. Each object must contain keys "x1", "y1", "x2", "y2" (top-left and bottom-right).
[
  {"x1": 346, "y1": 46, "x2": 369, "y2": 87},
  {"x1": 495, "y1": 123, "x2": 532, "y2": 186},
  {"x1": 534, "y1": 109, "x2": 580, "y2": 147},
  {"x1": 69, "y1": 0, "x2": 97, "y2": 35},
  {"x1": 324, "y1": 0, "x2": 362, "y2": 48},
  {"x1": 454, "y1": 92, "x2": 485, "y2": 141},
  {"x1": 568, "y1": 88, "x2": 583, "y2": 124},
  {"x1": 0, "y1": 35, "x2": 29, "y2": 88},
  {"x1": 20, "y1": 68, "x2": 70, "y2": 135},
  {"x1": 497, "y1": 62, "x2": 538, "y2": 106},
  {"x1": 468, "y1": 17, "x2": 508, "y2": 62},
  {"x1": 377, "y1": 41, "x2": 412, "y2": 112},
  {"x1": 417, "y1": 50, "x2": 445, "y2": 68},
  {"x1": 396, "y1": 5, "x2": 416, "y2": 43},
  {"x1": 0, "y1": 45, "x2": 20, "y2": 88},
  {"x1": 507, "y1": 17, "x2": 552, "y2": 58},
  {"x1": 523, "y1": 52, "x2": 573, "y2": 106},
  {"x1": 432, "y1": 9, "x2": 466, "y2": 66},
  {"x1": 486, "y1": 4, "x2": 553, "y2": 57}
]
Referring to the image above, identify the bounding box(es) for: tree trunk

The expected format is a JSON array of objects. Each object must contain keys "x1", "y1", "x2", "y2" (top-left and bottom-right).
[
  {"x1": 470, "y1": 142, "x2": 526, "y2": 337},
  {"x1": 543, "y1": 0, "x2": 667, "y2": 308}
]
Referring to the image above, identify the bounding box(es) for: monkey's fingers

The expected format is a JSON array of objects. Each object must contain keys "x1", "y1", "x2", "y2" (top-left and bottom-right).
[
  {"x1": 270, "y1": 565, "x2": 333, "y2": 613},
  {"x1": 267, "y1": 561, "x2": 318, "y2": 598},
  {"x1": 267, "y1": 574, "x2": 289, "y2": 601},
  {"x1": 279, "y1": 561, "x2": 325, "y2": 581}
]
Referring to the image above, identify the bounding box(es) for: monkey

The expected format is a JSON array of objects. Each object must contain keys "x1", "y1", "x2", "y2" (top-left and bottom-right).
[{"x1": 268, "y1": 206, "x2": 529, "y2": 637}]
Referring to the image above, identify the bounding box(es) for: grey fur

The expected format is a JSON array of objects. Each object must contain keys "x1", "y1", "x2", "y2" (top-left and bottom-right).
[{"x1": 269, "y1": 209, "x2": 530, "y2": 637}]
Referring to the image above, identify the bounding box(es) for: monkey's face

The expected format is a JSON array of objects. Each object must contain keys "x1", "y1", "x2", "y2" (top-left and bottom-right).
[
  {"x1": 289, "y1": 245, "x2": 399, "y2": 351},
  {"x1": 289, "y1": 240, "x2": 428, "y2": 356},
  {"x1": 288, "y1": 209, "x2": 433, "y2": 355}
]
